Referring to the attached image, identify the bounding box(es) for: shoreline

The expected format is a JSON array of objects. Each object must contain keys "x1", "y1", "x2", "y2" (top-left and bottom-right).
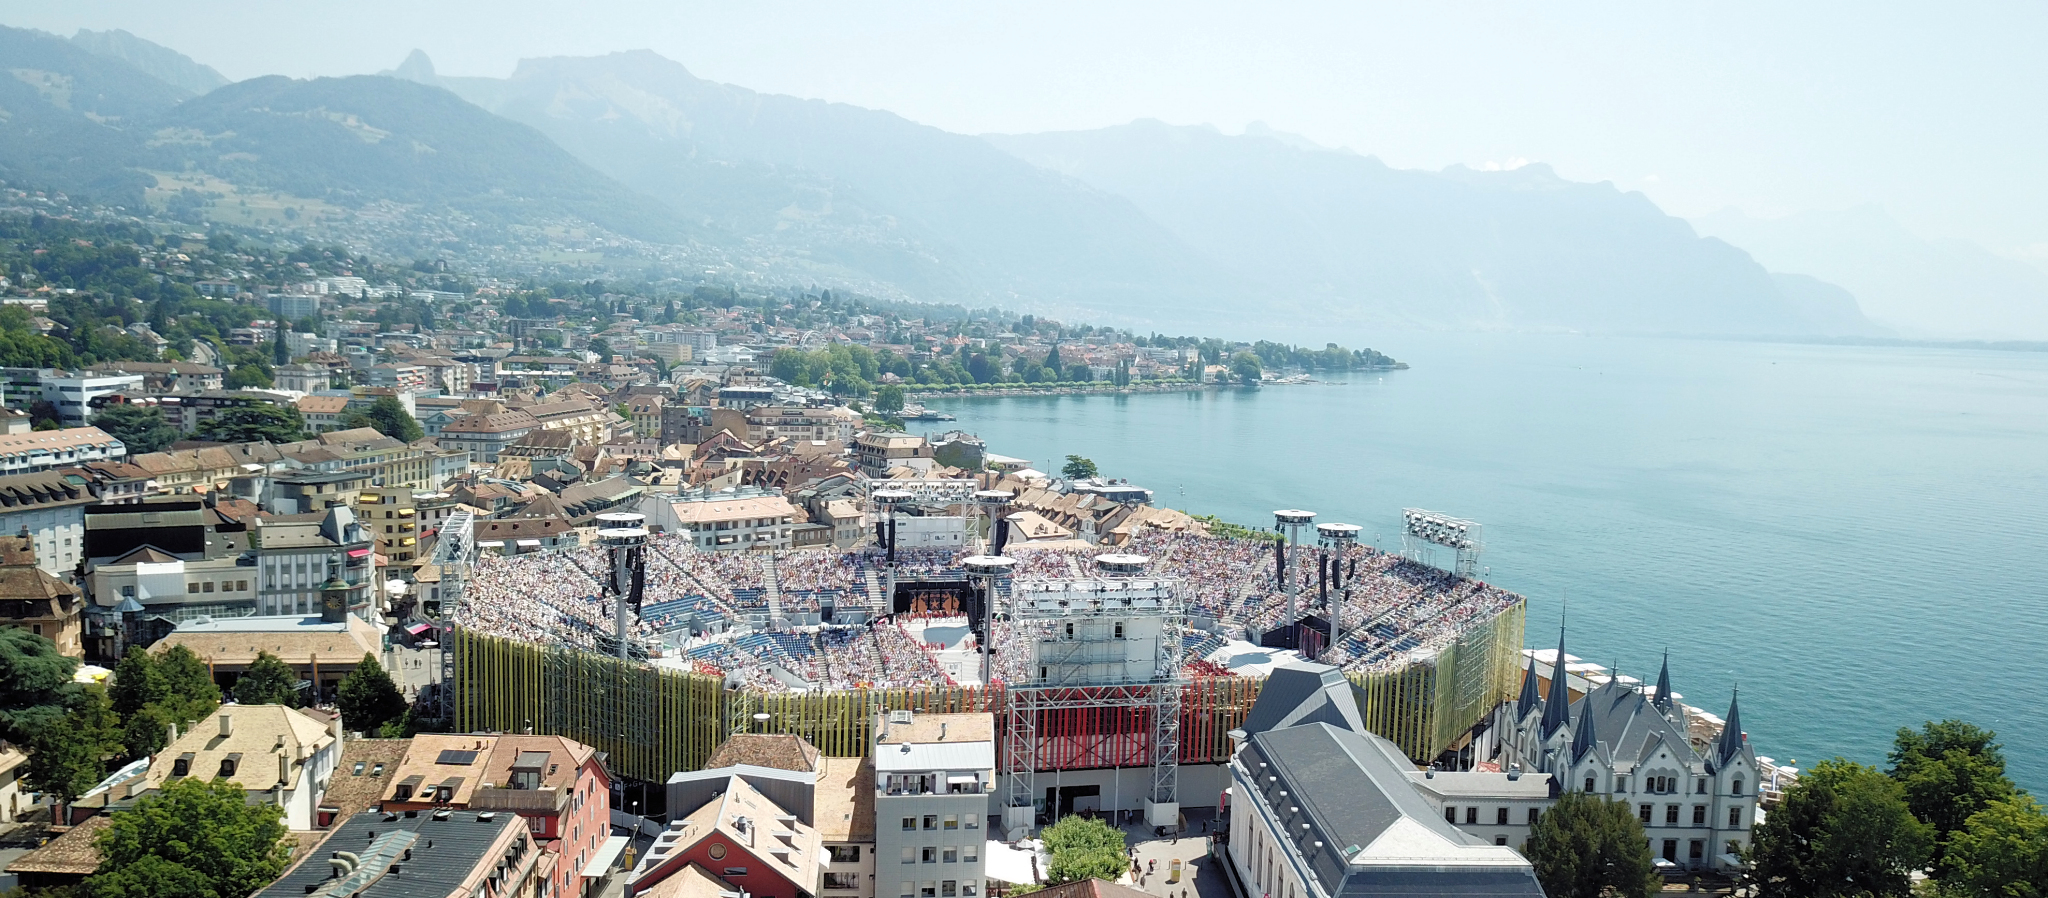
[{"x1": 906, "y1": 367, "x2": 1405, "y2": 401}]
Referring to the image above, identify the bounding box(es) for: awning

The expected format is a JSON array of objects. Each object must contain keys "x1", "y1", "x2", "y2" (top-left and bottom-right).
[
  {"x1": 406, "y1": 623, "x2": 433, "y2": 635},
  {"x1": 983, "y1": 839, "x2": 1041, "y2": 885},
  {"x1": 947, "y1": 775, "x2": 978, "y2": 785},
  {"x1": 346, "y1": 548, "x2": 371, "y2": 559},
  {"x1": 516, "y1": 539, "x2": 542, "y2": 547},
  {"x1": 581, "y1": 835, "x2": 630, "y2": 878}
]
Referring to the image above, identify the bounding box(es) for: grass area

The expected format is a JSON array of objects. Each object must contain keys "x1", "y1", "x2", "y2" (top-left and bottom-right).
[{"x1": 142, "y1": 170, "x2": 344, "y2": 228}]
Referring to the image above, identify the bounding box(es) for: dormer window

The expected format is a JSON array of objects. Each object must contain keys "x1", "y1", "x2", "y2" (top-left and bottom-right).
[
  {"x1": 172, "y1": 753, "x2": 194, "y2": 777},
  {"x1": 219, "y1": 754, "x2": 240, "y2": 777}
]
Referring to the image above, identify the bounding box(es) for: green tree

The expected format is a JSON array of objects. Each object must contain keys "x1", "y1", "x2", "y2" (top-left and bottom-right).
[
  {"x1": 194, "y1": 404, "x2": 303, "y2": 444},
  {"x1": 0, "y1": 627, "x2": 79, "y2": 743},
  {"x1": 24, "y1": 684, "x2": 121, "y2": 810},
  {"x1": 874, "y1": 384, "x2": 906, "y2": 414},
  {"x1": 1890, "y1": 720, "x2": 2018, "y2": 859},
  {"x1": 230, "y1": 651, "x2": 301, "y2": 708},
  {"x1": 155, "y1": 645, "x2": 221, "y2": 724},
  {"x1": 1524, "y1": 790, "x2": 1660, "y2": 898},
  {"x1": 223, "y1": 363, "x2": 272, "y2": 389},
  {"x1": 1061, "y1": 455, "x2": 1098, "y2": 480},
  {"x1": 590, "y1": 336, "x2": 613, "y2": 362},
  {"x1": 1043, "y1": 344, "x2": 1064, "y2": 380},
  {"x1": 91, "y1": 404, "x2": 183, "y2": 454},
  {"x1": 1230, "y1": 350, "x2": 1263, "y2": 385},
  {"x1": 271, "y1": 321, "x2": 289, "y2": 366},
  {"x1": 89, "y1": 776, "x2": 289, "y2": 898},
  {"x1": 1941, "y1": 794, "x2": 2048, "y2": 898},
  {"x1": 109, "y1": 647, "x2": 167, "y2": 720},
  {"x1": 85, "y1": 853, "x2": 215, "y2": 898},
  {"x1": 1040, "y1": 815, "x2": 1127, "y2": 884},
  {"x1": 337, "y1": 654, "x2": 407, "y2": 734},
  {"x1": 338, "y1": 395, "x2": 423, "y2": 442},
  {"x1": 121, "y1": 703, "x2": 173, "y2": 763},
  {"x1": 1750, "y1": 758, "x2": 1932, "y2": 898}
]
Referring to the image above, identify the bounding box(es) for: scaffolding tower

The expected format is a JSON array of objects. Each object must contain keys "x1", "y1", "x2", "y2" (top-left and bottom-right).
[{"x1": 1001, "y1": 553, "x2": 1185, "y2": 839}]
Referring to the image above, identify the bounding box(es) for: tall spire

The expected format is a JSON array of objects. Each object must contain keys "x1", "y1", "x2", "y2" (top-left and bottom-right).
[
  {"x1": 1540, "y1": 627, "x2": 1572, "y2": 739},
  {"x1": 1516, "y1": 653, "x2": 1542, "y2": 719},
  {"x1": 1652, "y1": 651, "x2": 1675, "y2": 714},
  {"x1": 1570, "y1": 683, "x2": 1600, "y2": 764},
  {"x1": 1715, "y1": 686, "x2": 1745, "y2": 767}
]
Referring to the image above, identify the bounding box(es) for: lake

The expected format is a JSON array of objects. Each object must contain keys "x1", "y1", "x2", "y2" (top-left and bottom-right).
[{"x1": 925, "y1": 332, "x2": 2048, "y2": 788}]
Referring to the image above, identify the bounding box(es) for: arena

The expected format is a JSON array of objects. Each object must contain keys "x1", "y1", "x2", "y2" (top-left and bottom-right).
[{"x1": 446, "y1": 528, "x2": 1527, "y2": 782}]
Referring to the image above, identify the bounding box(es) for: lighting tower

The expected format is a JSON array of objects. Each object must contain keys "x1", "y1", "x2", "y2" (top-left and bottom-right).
[
  {"x1": 1400, "y1": 508, "x2": 1484, "y2": 578},
  {"x1": 973, "y1": 490, "x2": 1014, "y2": 553},
  {"x1": 1315, "y1": 522, "x2": 1361, "y2": 658},
  {"x1": 962, "y1": 553, "x2": 1014, "y2": 685},
  {"x1": 595, "y1": 511, "x2": 649, "y2": 661},
  {"x1": 1273, "y1": 509, "x2": 1316, "y2": 643},
  {"x1": 872, "y1": 489, "x2": 914, "y2": 611}
]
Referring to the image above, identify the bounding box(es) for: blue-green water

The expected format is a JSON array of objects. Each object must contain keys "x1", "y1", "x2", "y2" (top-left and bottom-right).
[{"x1": 926, "y1": 332, "x2": 2048, "y2": 789}]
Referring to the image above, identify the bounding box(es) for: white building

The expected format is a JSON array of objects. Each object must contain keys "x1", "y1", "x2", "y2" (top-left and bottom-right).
[
  {"x1": 872, "y1": 712, "x2": 994, "y2": 898},
  {"x1": 1494, "y1": 640, "x2": 1760, "y2": 873},
  {"x1": 640, "y1": 488, "x2": 801, "y2": 551},
  {"x1": 0, "y1": 471, "x2": 96, "y2": 581},
  {"x1": 39, "y1": 372, "x2": 144, "y2": 426},
  {"x1": 249, "y1": 506, "x2": 376, "y2": 619},
  {"x1": 0, "y1": 426, "x2": 126, "y2": 476}
]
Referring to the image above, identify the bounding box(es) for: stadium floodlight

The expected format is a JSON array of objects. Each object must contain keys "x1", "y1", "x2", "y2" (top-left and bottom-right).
[{"x1": 1400, "y1": 508, "x2": 1484, "y2": 576}]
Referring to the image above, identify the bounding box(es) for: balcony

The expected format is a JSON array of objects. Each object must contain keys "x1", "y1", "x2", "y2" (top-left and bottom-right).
[{"x1": 467, "y1": 786, "x2": 568, "y2": 813}]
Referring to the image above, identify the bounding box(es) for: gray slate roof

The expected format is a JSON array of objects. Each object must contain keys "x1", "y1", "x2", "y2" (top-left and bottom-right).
[
  {"x1": 257, "y1": 809, "x2": 521, "y2": 898},
  {"x1": 1240, "y1": 662, "x2": 1366, "y2": 737}
]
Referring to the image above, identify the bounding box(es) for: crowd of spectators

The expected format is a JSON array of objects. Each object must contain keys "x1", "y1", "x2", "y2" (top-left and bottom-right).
[{"x1": 449, "y1": 529, "x2": 1521, "y2": 689}]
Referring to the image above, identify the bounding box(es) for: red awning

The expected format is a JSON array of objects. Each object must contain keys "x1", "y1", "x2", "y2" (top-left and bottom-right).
[
  {"x1": 406, "y1": 623, "x2": 433, "y2": 635},
  {"x1": 347, "y1": 548, "x2": 371, "y2": 559}
]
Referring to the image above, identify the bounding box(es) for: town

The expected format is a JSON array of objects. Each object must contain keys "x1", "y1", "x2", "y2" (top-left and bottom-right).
[{"x1": 0, "y1": 204, "x2": 2017, "y2": 898}]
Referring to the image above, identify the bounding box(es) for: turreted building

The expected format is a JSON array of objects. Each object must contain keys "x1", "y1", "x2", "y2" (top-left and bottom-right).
[{"x1": 1493, "y1": 634, "x2": 1758, "y2": 872}]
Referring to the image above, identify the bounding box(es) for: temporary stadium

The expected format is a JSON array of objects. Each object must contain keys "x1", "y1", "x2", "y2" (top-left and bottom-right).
[{"x1": 440, "y1": 508, "x2": 1527, "y2": 792}]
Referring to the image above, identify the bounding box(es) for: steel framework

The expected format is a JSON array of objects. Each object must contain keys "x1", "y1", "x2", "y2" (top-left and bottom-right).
[{"x1": 1001, "y1": 558, "x2": 1186, "y2": 835}]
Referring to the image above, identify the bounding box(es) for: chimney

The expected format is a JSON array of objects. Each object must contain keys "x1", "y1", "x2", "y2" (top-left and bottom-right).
[
  {"x1": 219, "y1": 713, "x2": 233, "y2": 738},
  {"x1": 279, "y1": 753, "x2": 293, "y2": 787},
  {"x1": 166, "y1": 721, "x2": 179, "y2": 748},
  {"x1": 939, "y1": 723, "x2": 947, "y2": 741}
]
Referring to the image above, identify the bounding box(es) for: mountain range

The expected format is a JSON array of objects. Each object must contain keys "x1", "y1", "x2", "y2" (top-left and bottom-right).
[{"x1": 0, "y1": 24, "x2": 1934, "y2": 338}]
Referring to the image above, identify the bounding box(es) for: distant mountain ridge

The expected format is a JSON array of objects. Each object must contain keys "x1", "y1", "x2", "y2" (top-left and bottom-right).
[
  {"x1": 1694, "y1": 206, "x2": 2048, "y2": 340},
  {"x1": 987, "y1": 120, "x2": 1884, "y2": 336},
  {"x1": 404, "y1": 49, "x2": 1239, "y2": 321},
  {"x1": 70, "y1": 28, "x2": 228, "y2": 96},
  {"x1": 0, "y1": 24, "x2": 1895, "y2": 337}
]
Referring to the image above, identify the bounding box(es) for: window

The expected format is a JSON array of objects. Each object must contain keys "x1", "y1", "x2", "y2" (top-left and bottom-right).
[
  {"x1": 1729, "y1": 807, "x2": 1743, "y2": 828},
  {"x1": 1496, "y1": 807, "x2": 1509, "y2": 826},
  {"x1": 1732, "y1": 778, "x2": 1744, "y2": 796},
  {"x1": 1528, "y1": 808, "x2": 1540, "y2": 825},
  {"x1": 202, "y1": 581, "x2": 214, "y2": 592},
  {"x1": 1444, "y1": 807, "x2": 1457, "y2": 824},
  {"x1": 1662, "y1": 839, "x2": 1678, "y2": 861},
  {"x1": 353, "y1": 762, "x2": 366, "y2": 775},
  {"x1": 1726, "y1": 841, "x2": 1741, "y2": 856},
  {"x1": 900, "y1": 881, "x2": 915, "y2": 898},
  {"x1": 187, "y1": 582, "x2": 200, "y2": 594},
  {"x1": 963, "y1": 845, "x2": 977, "y2": 863},
  {"x1": 943, "y1": 882, "x2": 957, "y2": 897},
  {"x1": 1615, "y1": 777, "x2": 1628, "y2": 793},
  {"x1": 901, "y1": 848, "x2": 915, "y2": 864},
  {"x1": 1114, "y1": 623, "x2": 1124, "y2": 639},
  {"x1": 1693, "y1": 805, "x2": 1707, "y2": 826},
  {"x1": 829, "y1": 845, "x2": 860, "y2": 863},
  {"x1": 1464, "y1": 806, "x2": 1477, "y2": 825},
  {"x1": 1666, "y1": 805, "x2": 1679, "y2": 825},
  {"x1": 1495, "y1": 835, "x2": 1508, "y2": 846},
  {"x1": 944, "y1": 814, "x2": 958, "y2": 830},
  {"x1": 903, "y1": 817, "x2": 917, "y2": 832},
  {"x1": 1697, "y1": 779, "x2": 1708, "y2": 794},
  {"x1": 172, "y1": 757, "x2": 190, "y2": 777},
  {"x1": 965, "y1": 814, "x2": 979, "y2": 830},
  {"x1": 220, "y1": 757, "x2": 238, "y2": 776},
  {"x1": 1690, "y1": 840, "x2": 1704, "y2": 861},
  {"x1": 1639, "y1": 804, "x2": 1652, "y2": 824},
  {"x1": 924, "y1": 815, "x2": 939, "y2": 830},
  {"x1": 922, "y1": 883, "x2": 937, "y2": 898},
  {"x1": 922, "y1": 847, "x2": 937, "y2": 864},
  {"x1": 1585, "y1": 776, "x2": 1596, "y2": 792},
  {"x1": 942, "y1": 848, "x2": 958, "y2": 864},
  {"x1": 964, "y1": 885, "x2": 977, "y2": 896},
  {"x1": 825, "y1": 873, "x2": 861, "y2": 890}
]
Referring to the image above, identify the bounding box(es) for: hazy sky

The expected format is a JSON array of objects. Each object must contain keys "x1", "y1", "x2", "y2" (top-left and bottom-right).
[{"x1": 9, "y1": 1, "x2": 2046, "y2": 259}]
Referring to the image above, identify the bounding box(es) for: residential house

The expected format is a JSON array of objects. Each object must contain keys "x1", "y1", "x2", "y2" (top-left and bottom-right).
[
  {"x1": 296, "y1": 395, "x2": 351, "y2": 432},
  {"x1": 440, "y1": 405, "x2": 539, "y2": 464},
  {"x1": 379, "y1": 733, "x2": 616, "y2": 898},
  {"x1": 97, "y1": 706, "x2": 341, "y2": 830},
  {"x1": 249, "y1": 504, "x2": 375, "y2": 619},
  {"x1": 639, "y1": 488, "x2": 801, "y2": 551},
  {"x1": 0, "y1": 533, "x2": 84, "y2": 657},
  {"x1": 872, "y1": 712, "x2": 994, "y2": 898},
  {"x1": 254, "y1": 808, "x2": 543, "y2": 898},
  {"x1": 0, "y1": 471, "x2": 96, "y2": 580}
]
